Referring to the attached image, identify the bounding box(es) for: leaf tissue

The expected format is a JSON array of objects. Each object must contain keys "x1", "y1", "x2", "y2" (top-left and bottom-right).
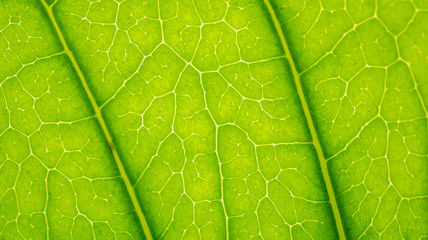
[{"x1": 0, "y1": 0, "x2": 426, "y2": 239}]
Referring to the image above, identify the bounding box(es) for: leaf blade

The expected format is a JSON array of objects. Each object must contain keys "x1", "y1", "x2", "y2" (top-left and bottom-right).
[{"x1": 269, "y1": 0, "x2": 428, "y2": 238}]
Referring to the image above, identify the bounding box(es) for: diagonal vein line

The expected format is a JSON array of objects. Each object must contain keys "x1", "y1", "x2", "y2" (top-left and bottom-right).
[
  {"x1": 39, "y1": 1, "x2": 153, "y2": 239},
  {"x1": 263, "y1": 0, "x2": 347, "y2": 239}
]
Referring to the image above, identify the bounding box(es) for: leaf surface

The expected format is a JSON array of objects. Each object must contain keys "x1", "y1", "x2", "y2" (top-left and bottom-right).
[{"x1": 0, "y1": 0, "x2": 426, "y2": 239}]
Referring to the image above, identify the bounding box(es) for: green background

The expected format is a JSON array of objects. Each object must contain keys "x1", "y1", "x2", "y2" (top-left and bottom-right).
[{"x1": 0, "y1": 0, "x2": 426, "y2": 239}]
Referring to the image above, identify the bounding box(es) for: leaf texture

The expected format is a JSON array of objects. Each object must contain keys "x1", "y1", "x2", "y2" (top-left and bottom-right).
[{"x1": 0, "y1": 0, "x2": 426, "y2": 239}]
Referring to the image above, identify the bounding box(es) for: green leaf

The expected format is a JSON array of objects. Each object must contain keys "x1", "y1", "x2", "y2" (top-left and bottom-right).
[{"x1": 0, "y1": 0, "x2": 426, "y2": 239}]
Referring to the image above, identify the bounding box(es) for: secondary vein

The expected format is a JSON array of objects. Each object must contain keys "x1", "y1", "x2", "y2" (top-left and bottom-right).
[
  {"x1": 263, "y1": 0, "x2": 347, "y2": 239},
  {"x1": 39, "y1": 1, "x2": 153, "y2": 239}
]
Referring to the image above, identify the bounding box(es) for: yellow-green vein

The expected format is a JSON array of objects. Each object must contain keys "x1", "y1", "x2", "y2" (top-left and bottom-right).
[
  {"x1": 263, "y1": 0, "x2": 347, "y2": 239},
  {"x1": 39, "y1": 1, "x2": 153, "y2": 239}
]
